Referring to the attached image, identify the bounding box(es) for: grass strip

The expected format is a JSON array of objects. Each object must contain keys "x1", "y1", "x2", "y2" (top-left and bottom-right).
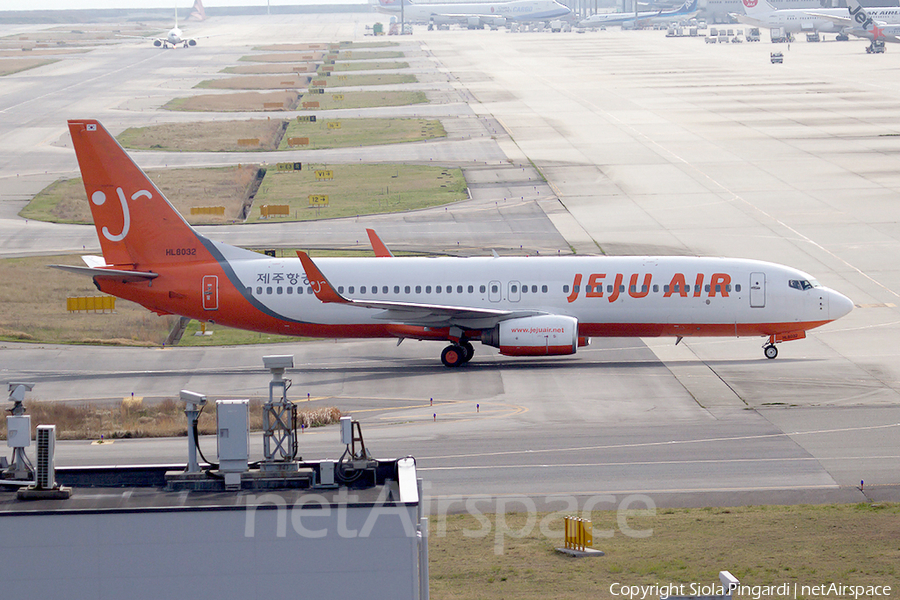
[
  {"x1": 279, "y1": 117, "x2": 445, "y2": 150},
  {"x1": 248, "y1": 163, "x2": 466, "y2": 223},
  {"x1": 0, "y1": 399, "x2": 342, "y2": 440},
  {"x1": 297, "y1": 90, "x2": 427, "y2": 110},
  {"x1": 429, "y1": 503, "x2": 900, "y2": 599}
]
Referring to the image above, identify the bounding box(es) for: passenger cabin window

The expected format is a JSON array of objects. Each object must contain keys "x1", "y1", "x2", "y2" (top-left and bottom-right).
[
  {"x1": 542, "y1": 285, "x2": 548, "y2": 293},
  {"x1": 480, "y1": 285, "x2": 486, "y2": 293},
  {"x1": 563, "y1": 285, "x2": 570, "y2": 293}
]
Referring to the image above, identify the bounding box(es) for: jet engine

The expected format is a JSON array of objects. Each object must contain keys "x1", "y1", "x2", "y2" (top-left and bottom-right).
[
  {"x1": 482, "y1": 315, "x2": 579, "y2": 356},
  {"x1": 153, "y1": 39, "x2": 163, "y2": 47},
  {"x1": 187, "y1": 39, "x2": 197, "y2": 46}
]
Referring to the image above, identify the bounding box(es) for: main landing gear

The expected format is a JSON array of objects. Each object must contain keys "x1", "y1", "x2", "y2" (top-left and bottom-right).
[
  {"x1": 441, "y1": 340, "x2": 474, "y2": 367},
  {"x1": 763, "y1": 343, "x2": 778, "y2": 360}
]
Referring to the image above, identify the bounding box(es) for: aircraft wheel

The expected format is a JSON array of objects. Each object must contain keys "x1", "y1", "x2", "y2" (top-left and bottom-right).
[
  {"x1": 764, "y1": 344, "x2": 778, "y2": 360},
  {"x1": 441, "y1": 344, "x2": 465, "y2": 368},
  {"x1": 460, "y1": 340, "x2": 475, "y2": 363}
]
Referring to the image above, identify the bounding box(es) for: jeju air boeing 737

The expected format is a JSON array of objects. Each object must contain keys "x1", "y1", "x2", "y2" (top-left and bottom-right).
[{"x1": 56, "y1": 120, "x2": 853, "y2": 367}]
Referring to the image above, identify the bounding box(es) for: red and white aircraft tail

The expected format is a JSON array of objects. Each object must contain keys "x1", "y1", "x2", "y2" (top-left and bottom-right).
[
  {"x1": 59, "y1": 119, "x2": 853, "y2": 366},
  {"x1": 189, "y1": 0, "x2": 207, "y2": 21}
]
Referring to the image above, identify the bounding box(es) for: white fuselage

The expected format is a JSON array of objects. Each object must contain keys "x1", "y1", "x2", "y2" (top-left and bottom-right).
[
  {"x1": 210, "y1": 244, "x2": 851, "y2": 338},
  {"x1": 578, "y1": 5, "x2": 697, "y2": 27},
  {"x1": 378, "y1": 0, "x2": 571, "y2": 23},
  {"x1": 736, "y1": 4, "x2": 900, "y2": 36},
  {"x1": 167, "y1": 27, "x2": 184, "y2": 45}
]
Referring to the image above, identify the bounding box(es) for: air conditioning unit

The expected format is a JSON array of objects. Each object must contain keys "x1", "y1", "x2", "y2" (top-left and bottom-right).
[{"x1": 35, "y1": 425, "x2": 56, "y2": 490}]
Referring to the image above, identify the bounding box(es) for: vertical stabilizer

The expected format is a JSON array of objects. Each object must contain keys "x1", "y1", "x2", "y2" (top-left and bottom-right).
[
  {"x1": 740, "y1": 0, "x2": 777, "y2": 18},
  {"x1": 67, "y1": 119, "x2": 204, "y2": 268},
  {"x1": 189, "y1": 0, "x2": 206, "y2": 21}
]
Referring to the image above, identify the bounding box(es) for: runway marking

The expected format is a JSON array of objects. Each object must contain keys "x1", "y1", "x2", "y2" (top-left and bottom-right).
[
  {"x1": 427, "y1": 483, "x2": 850, "y2": 501},
  {"x1": 361, "y1": 400, "x2": 527, "y2": 424},
  {"x1": 542, "y1": 74, "x2": 900, "y2": 301},
  {"x1": 417, "y1": 455, "x2": 900, "y2": 472},
  {"x1": 0, "y1": 52, "x2": 162, "y2": 115},
  {"x1": 415, "y1": 421, "x2": 900, "y2": 461}
]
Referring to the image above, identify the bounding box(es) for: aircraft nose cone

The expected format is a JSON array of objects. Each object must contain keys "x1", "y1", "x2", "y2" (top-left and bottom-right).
[{"x1": 828, "y1": 289, "x2": 854, "y2": 321}]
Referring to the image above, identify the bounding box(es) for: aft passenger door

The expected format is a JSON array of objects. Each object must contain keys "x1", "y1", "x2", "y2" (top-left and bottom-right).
[{"x1": 750, "y1": 272, "x2": 765, "y2": 308}]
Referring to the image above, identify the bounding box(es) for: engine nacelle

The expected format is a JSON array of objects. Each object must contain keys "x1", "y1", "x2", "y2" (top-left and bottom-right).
[
  {"x1": 188, "y1": 39, "x2": 197, "y2": 47},
  {"x1": 482, "y1": 315, "x2": 579, "y2": 356},
  {"x1": 153, "y1": 39, "x2": 163, "y2": 47}
]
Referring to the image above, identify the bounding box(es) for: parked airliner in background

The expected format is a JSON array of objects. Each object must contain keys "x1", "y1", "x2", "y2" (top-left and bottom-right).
[
  {"x1": 372, "y1": 0, "x2": 571, "y2": 28},
  {"x1": 577, "y1": 0, "x2": 699, "y2": 28},
  {"x1": 808, "y1": 0, "x2": 900, "y2": 45},
  {"x1": 736, "y1": 0, "x2": 900, "y2": 42},
  {"x1": 733, "y1": 0, "x2": 847, "y2": 35},
  {"x1": 58, "y1": 120, "x2": 853, "y2": 367}
]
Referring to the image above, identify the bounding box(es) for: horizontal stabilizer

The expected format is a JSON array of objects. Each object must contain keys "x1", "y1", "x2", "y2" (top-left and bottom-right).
[{"x1": 49, "y1": 264, "x2": 158, "y2": 281}]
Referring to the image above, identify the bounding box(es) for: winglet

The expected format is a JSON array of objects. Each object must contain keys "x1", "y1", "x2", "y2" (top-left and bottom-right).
[
  {"x1": 366, "y1": 228, "x2": 394, "y2": 257},
  {"x1": 297, "y1": 251, "x2": 349, "y2": 304}
]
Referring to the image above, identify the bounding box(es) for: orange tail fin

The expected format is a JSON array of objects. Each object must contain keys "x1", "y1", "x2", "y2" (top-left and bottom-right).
[{"x1": 68, "y1": 119, "x2": 202, "y2": 269}]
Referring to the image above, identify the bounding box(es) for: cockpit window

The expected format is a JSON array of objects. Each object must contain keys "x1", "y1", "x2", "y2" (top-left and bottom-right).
[{"x1": 788, "y1": 279, "x2": 816, "y2": 291}]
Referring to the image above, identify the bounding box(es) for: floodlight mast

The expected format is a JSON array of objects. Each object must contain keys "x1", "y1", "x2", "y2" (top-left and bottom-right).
[{"x1": 261, "y1": 355, "x2": 299, "y2": 471}]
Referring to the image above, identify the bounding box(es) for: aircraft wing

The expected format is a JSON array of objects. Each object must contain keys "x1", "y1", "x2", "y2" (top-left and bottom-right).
[
  {"x1": 803, "y1": 11, "x2": 852, "y2": 27},
  {"x1": 297, "y1": 250, "x2": 542, "y2": 329}
]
